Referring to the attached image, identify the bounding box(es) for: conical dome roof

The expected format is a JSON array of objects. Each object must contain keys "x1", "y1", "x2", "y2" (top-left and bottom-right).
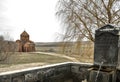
[{"x1": 20, "y1": 31, "x2": 29, "y2": 36}]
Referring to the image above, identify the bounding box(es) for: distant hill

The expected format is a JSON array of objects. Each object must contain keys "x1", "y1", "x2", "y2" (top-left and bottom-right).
[
  {"x1": 35, "y1": 41, "x2": 94, "y2": 55},
  {"x1": 35, "y1": 42, "x2": 74, "y2": 47}
]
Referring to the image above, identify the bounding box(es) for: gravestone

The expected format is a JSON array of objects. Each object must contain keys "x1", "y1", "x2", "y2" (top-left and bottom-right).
[
  {"x1": 88, "y1": 24, "x2": 120, "y2": 82},
  {"x1": 94, "y1": 24, "x2": 120, "y2": 67}
]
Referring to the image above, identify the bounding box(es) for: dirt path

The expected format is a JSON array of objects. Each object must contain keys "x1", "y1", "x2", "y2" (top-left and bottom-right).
[
  {"x1": 33, "y1": 52, "x2": 79, "y2": 62},
  {"x1": 0, "y1": 52, "x2": 79, "y2": 73}
]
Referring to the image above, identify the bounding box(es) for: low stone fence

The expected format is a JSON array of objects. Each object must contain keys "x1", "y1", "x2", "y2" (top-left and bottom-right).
[{"x1": 0, "y1": 62, "x2": 92, "y2": 82}]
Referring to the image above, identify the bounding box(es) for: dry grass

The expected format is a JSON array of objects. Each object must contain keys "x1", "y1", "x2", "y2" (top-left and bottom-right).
[
  {"x1": 0, "y1": 52, "x2": 72, "y2": 68},
  {"x1": 67, "y1": 54, "x2": 94, "y2": 63},
  {"x1": 0, "y1": 52, "x2": 93, "y2": 72},
  {"x1": 35, "y1": 43, "x2": 94, "y2": 63}
]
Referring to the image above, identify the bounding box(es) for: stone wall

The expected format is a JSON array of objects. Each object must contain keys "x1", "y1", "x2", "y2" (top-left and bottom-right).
[{"x1": 0, "y1": 62, "x2": 93, "y2": 82}]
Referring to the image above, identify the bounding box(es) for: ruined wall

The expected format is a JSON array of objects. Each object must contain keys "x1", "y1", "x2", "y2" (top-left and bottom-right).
[{"x1": 0, "y1": 62, "x2": 92, "y2": 82}]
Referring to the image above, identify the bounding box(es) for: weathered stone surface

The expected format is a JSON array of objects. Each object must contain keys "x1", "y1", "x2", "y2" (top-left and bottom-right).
[
  {"x1": 89, "y1": 70, "x2": 116, "y2": 82},
  {"x1": 16, "y1": 31, "x2": 35, "y2": 52},
  {"x1": 0, "y1": 62, "x2": 92, "y2": 82},
  {"x1": 89, "y1": 24, "x2": 120, "y2": 82},
  {"x1": 94, "y1": 24, "x2": 120, "y2": 67}
]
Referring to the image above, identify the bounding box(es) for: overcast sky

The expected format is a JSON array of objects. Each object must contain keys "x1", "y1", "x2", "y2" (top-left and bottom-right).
[{"x1": 0, "y1": 0, "x2": 61, "y2": 42}]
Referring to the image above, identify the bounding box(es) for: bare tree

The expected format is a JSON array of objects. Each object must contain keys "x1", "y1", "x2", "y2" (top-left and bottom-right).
[
  {"x1": 0, "y1": 1, "x2": 16, "y2": 63},
  {"x1": 0, "y1": 35, "x2": 16, "y2": 63},
  {"x1": 56, "y1": 0, "x2": 120, "y2": 42}
]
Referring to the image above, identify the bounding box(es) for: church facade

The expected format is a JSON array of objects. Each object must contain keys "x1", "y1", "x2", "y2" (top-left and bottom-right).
[{"x1": 16, "y1": 31, "x2": 35, "y2": 52}]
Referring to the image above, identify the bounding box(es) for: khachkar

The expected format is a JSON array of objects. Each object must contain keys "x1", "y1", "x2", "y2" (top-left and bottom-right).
[
  {"x1": 16, "y1": 31, "x2": 35, "y2": 52},
  {"x1": 89, "y1": 24, "x2": 120, "y2": 82},
  {"x1": 94, "y1": 24, "x2": 120, "y2": 67}
]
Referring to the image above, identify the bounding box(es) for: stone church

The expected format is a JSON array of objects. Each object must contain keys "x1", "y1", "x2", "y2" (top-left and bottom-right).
[{"x1": 16, "y1": 31, "x2": 35, "y2": 52}]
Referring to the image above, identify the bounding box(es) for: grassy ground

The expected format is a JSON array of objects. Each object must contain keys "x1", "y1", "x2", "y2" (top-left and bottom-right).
[
  {"x1": 0, "y1": 52, "x2": 72, "y2": 68},
  {"x1": 36, "y1": 46, "x2": 94, "y2": 63},
  {"x1": 0, "y1": 51, "x2": 93, "y2": 73},
  {"x1": 0, "y1": 52, "x2": 93, "y2": 72},
  {"x1": 68, "y1": 54, "x2": 93, "y2": 63}
]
